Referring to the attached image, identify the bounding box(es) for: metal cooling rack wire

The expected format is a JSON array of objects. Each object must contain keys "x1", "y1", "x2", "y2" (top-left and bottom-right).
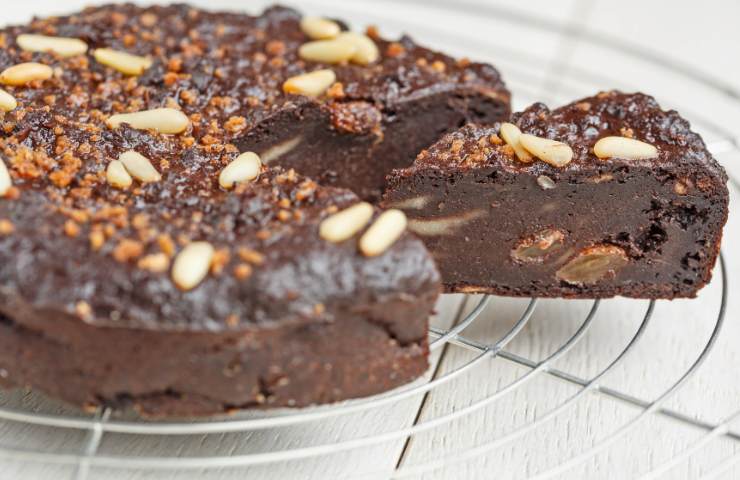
[
  {"x1": 0, "y1": 296, "x2": 523, "y2": 437},
  {"x1": 390, "y1": 300, "x2": 654, "y2": 478},
  {"x1": 74, "y1": 408, "x2": 110, "y2": 480},
  {"x1": 0, "y1": 296, "x2": 546, "y2": 469},
  {"x1": 0, "y1": 230, "x2": 731, "y2": 477},
  {"x1": 329, "y1": 0, "x2": 739, "y2": 149},
  {"x1": 639, "y1": 409, "x2": 740, "y2": 480},
  {"x1": 0, "y1": 190, "x2": 733, "y2": 476},
  {"x1": 700, "y1": 424, "x2": 740, "y2": 480},
  {"x1": 391, "y1": 253, "x2": 727, "y2": 479},
  {"x1": 402, "y1": 0, "x2": 740, "y2": 102},
  {"x1": 528, "y1": 254, "x2": 728, "y2": 480},
  {"x1": 429, "y1": 295, "x2": 493, "y2": 348}
]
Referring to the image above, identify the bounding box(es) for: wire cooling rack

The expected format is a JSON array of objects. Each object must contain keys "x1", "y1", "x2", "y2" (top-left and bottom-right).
[{"x1": 1, "y1": 1, "x2": 739, "y2": 479}]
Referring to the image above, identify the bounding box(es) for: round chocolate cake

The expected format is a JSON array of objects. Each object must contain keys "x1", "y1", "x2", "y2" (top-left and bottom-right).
[{"x1": 0, "y1": 4, "x2": 493, "y2": 416}]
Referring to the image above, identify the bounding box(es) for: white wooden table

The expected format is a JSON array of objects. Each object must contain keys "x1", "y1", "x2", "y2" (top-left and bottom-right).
[{"x1": 1, "y1": 1, "x2": 739, "y2": 479}]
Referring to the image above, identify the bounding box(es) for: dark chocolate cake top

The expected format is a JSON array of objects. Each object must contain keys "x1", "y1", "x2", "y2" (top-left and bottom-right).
[
  {"x1": 0, "y1": 3, "x2": 506, "y2": 138},
  {"x1": 0, "y1": 4, "x2": 447, "y2": 330},
  {"x1": 408, "y1": 91, "x2": 726, "y2": 183}
]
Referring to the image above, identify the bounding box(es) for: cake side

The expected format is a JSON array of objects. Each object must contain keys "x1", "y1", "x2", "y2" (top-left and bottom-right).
[
  {"x1": 0, "y1": 291, "x2": 434, "y2": 415},
  {"x1": 384, "y1": 91, "x2": 729, "y2": 298},
  {"x1": 0, "y1": 159, "x2": 441, "y2": 414},
  {"x1": 0, "y1": 162, "x2": 440, "y2": 414}
]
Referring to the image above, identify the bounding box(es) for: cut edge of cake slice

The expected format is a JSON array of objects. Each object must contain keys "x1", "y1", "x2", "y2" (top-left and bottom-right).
[{"x1": 383, "y1": 91, "x2": 729, "y2": 299}]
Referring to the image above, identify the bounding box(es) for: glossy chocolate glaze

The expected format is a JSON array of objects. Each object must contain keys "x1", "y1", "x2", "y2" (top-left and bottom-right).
[{"x1": 384, "y1": 92, "x2": 729, "y2": 298}]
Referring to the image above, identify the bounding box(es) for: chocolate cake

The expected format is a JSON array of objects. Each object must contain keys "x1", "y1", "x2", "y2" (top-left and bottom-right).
[
  {"x1": 384, "y1": 92, "x2": 729, "y2": 298},
  {"x1": 0, "y1": 4, "x2": 445, "y2": 416}
]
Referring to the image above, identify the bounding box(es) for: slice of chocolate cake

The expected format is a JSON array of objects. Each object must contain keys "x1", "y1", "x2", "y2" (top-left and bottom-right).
[
  {"x1": 384, "y1": 92, "x2": 729, "y2": 298},
  {"x1": 0, "y1": 4, "x2": 509, "y2": 202},
  {"x1": 0, "y1": 5, "x2": 442, "y2": 416}
]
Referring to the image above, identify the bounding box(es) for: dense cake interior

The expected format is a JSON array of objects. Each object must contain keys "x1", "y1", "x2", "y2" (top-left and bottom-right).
[{"x1": 384, "y1": 92, "x2": 729, "y2": 298}]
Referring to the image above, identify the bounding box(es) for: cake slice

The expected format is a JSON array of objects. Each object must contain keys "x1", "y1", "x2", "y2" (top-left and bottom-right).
[{"x1": 384, "y1": 91, "x2": 729, "y2": 298}]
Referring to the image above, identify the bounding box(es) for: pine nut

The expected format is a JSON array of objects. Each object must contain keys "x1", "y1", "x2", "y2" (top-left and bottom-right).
[
  {"x1": 107, "y1": 108, "x2": 190, "y2": 134},
  {"x1": 94, "y1": 48, "x2": 152, "y2": 76},
  {"x1": 299, "y1": 39, "x2": 356, "y2": 64},
  {"x1": 519, "y1": 134, "x2": 573, "y2": 167},
  {"x1": 172, "y1": 241, "x2": 215, "y2": 291},
  {"x1": 17, "y1": 34, "x2": 88, "y2": 57},
  {"x1": 106, "y1": 160, "x2": 133, "y2": 189},
  {"x1": 337, "y1": 32, "x2": 379, "y2": 65},
  {"x1": 319, "y1": 202, "x2": 373, "y2": 243},
  {"x1": 300, "y1": 16, "x2": 341, "y2": 40},
  {"x1": 259, "y1": 135, "x2": 302, "y2": 164},
  {"x1": 407, "y1": 209, "x2": 486, "y2": 236},
  {"x1": 119, "y1": 150, "x2": 161, "y2": 183},
  {"x1": 219, "y1": 152, "x2": 262, "y2": 189},
  {"x1": 283, "y1": 69, "x2": 336, "y2": 97},
  {"x1": 385, "y1": 195, "x2": 431, "y2": 210},
  {"x1": 0, "y1": 157, "x2": 12, "y2": 196},
  {"x1": 537, "y1": 175, "x2": 556, "y2": 190},
  {"x1": 499, "y1": 122, "x2": 533, "y2": 163},
  {"x1": 0, "y1": 62, "x2": 53, "y2": 86},
  {"x1": 0, "y1": 89, "x2": 17, "y2": 112},
  {"x1": 593, "y1": 136, "x2": 658, "y2": 160},
  {"x1": 359, "y1": 209, "x2": 407, "y2": 257}
]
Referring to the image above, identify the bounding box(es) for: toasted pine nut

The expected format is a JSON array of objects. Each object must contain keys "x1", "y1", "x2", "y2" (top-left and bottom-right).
[
  {"x1": 300, "y1": 16, "x2": 341, "y2": 40},
  {"x1": 337, "y1": 32, "x2": 379, "y2": 65},
  {"x1": 299, "y1": 39, "x2": 356, "y2": 64},
  {"x1": 0, "y1": 63, "x2": 53, "y2": 86},
  {"x1": 519, "y1": 134, "x2": 573, "y2": 167},
  {"x1": 172, "y1": 241, "x2": 215, "y2": 290},
  {"x1": 107, "y1": 108, "x2": 190, "y2": 134},
  {"x1": 359, "y1": 209, "x2": 407, "y2": 256},
  {"x1": 0, "y1": 89, "x2": 17, "y2": 112},
  {"x1": 0, "y1": 157, "x2": 12, "y2": 196},
  {"x1": 219, "y1": 152, "x2": 262, "y2": 189},
  {"x1": 119, "y1": 151, "x2": 161, "y2": 183},
  {"x1": 17, "y1": 34, "x2": 88, "y2": 57},
  {"x1": 283, "y1": 69, "x2": 336, "y2": 97},
  {"x1": 319, "y1": 202, "x2": 373, "y2": 243},
  {"x1": 499, "y1": 122, "x2": 533, "y2": 163},
  {"x1": 106, "y1": 160, "x2": 133, "y2": 189},
  {"x1": 593, "y1": 136, "x2": 658, "y2": 160},
  {"x1": 94, "y1": 48, "x2": 152, "y2": 76}
]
